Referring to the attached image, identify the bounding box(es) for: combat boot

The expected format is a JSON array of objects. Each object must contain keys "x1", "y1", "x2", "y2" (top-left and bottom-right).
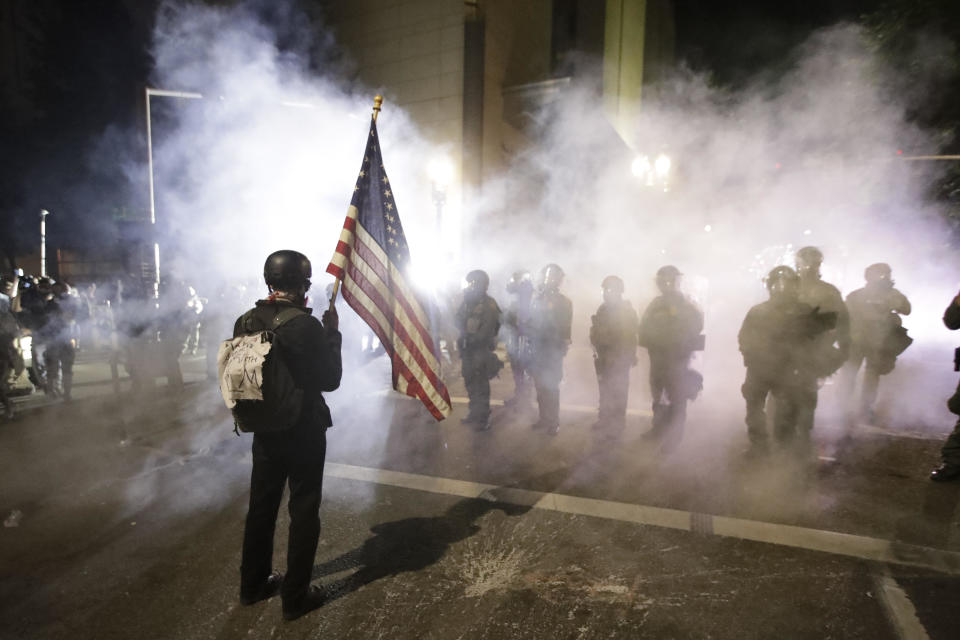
[{"x1": 930, "y1": 463, "x2": 960, "y2": 482}]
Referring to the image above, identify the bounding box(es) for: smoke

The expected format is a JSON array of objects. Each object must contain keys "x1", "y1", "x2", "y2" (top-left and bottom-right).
[
  {"x1": 465, "y1": 25, "x2": 959, "y2": 461},
  {"x1": 119, "y1": 1, "x2": 959, "y2": 516}
]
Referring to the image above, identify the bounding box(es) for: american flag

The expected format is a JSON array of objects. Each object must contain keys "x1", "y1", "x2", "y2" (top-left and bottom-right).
[{"x1": 327, "y1": 117, "x2": 452, "y2": 420}]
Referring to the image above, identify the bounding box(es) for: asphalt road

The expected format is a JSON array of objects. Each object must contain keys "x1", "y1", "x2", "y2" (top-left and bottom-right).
[{"x1": 1, "y1": 350, "x2": 958, "y2": 639}]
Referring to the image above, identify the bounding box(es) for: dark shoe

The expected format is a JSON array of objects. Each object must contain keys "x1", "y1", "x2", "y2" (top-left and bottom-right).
[
  {"x1": 546, "y1": 423, "x2": 559, "y2": 436},
  {"x1": 530, "y1": 420, "x2": 543, "y2": 430},
  {"x1": 930, "y1": 463, "x2": 960, "y2": 482},
  {"x1": 240, "y1": 571, "x2": 283, "y2": 605},
  {"x1": 282, "y1": 585, "x2": 327, "y2": 621}
]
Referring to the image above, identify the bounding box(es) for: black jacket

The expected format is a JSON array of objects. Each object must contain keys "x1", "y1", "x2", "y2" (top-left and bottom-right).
[{"x1": 233, "y1": 299, "x2": 342, "y2": 428}]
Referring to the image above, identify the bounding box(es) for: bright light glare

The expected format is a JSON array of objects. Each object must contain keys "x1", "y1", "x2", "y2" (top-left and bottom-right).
[
  {"x1": 803, "y1": 229, "x2": 812, "y2": 236},
  {"x1": 654, "y1": 153, "x2": 671, "y2": 178},
  {"x1": 427, "y1": 156, "x2": 454, "y2": 187},
  {"x1": 631, "y1": 155, "x2": 651, "y2": 178},
  {"x1": 704, "y1": 224, "x2": 712, "y2": 232}
]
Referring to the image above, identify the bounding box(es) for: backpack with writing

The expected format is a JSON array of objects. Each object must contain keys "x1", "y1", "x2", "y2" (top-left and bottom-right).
[{"x1": 217, "y1": 306, "x2": 305, "y2": 434}]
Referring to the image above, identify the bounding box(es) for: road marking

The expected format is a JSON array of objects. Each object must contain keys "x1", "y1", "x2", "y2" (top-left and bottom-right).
[
  {"x1": 876, "y1": 567, "x2": 931, "y2": 640},
  {"x1": 324, "y1": 462, "x2": 960, "y2": 575}
]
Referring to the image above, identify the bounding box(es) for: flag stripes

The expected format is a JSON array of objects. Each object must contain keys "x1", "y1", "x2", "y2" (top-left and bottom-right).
[{"x1": 328, "y1": 203, "x2": 451, "y2": 420}]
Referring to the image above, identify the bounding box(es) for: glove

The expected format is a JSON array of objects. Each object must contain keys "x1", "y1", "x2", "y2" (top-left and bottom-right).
[{"x1": 322, "y1": 307, "x2": 339, "y2": 333}]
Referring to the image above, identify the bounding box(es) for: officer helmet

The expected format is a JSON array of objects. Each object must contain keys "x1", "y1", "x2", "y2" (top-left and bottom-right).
[
  {"x1": 541, "y1": 263, "x2": 564, "y2": 288},
  {"x1": 263, "y1": 250, "x2": 312, "y2": 291},
  {"x1": 655, "y1": 265, "x2": 682, "y2": 294},
  {"x1": 506, "y1": 270, "x2": 532, "y2": 294},
  {"x1": 765, "y1": 265, "x2": 800, "y2": 296},
  {"x1": 795, "y1": 246, "x2": 823, "y2": 266},
  {"x1": 464, "y1": 269, "x2": 490, "y2": 293},
  {"x1": 864, "y1": 262, "x2": 892, "y2": 283},
  {"x1": 601, "y1": 275, "x2": 624, "y2": 294},
  {"x1": 656, "y1": 265, "x2": 682, "y2": 279}
]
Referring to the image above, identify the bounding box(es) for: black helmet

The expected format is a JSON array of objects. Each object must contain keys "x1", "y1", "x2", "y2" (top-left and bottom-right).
[
  {"x1": 601, "y1": 275, "x2": 624, "y2": 294},
  {"x1": 656, "y1": 265, "x2": 682, "y2": 279},
  {"x1": 464, "y1": 269, "x2": 490, "y2": 292},
  {"x1": 263, "y1": 250, "x2": 312, "y2": 291},
  {"x1": 795, "y1": 246, "x2": 823, "y2": 266},
  {"x1": 541, "y1": 263, "x2": 564, "y2": 288},
  {"x1": 506, "y1": 270, "x2": 532, "y2": 294},
  {"x1": 766, "y1": 265, "x2": 799, "y2": 292},
  {"x1": 864, "y1": 262, "x2": 892, "y2": 283}
]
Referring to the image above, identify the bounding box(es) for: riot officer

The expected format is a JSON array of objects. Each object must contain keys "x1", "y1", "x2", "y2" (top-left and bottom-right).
[
  {"x1": 529, "y1": 264, "x2": 572, "y2": 435},
  {"x1": 930, "y1": 288, "x2": 960, "y2": 481},
  {"x1": 455, "y1": 270, "x2": 502, "y2": 430},
  {"x1": 503, "y1": 270, "x2": 534, "y2": 408},
  {"x1": 0, "y1": 277, "x2": 19, "y2": 420},
  {"x1": 795, "y1": 246, "x2": 850, "y2": 369},
  {"x1": 738, "y1": 266, "x2": 837, "y2": 457},
  {"x1": 638, "y1": 266, "x2": 704, "y2": 450},
  {"x1": 589, "y1": 275, "x2": 639, "y2": 433},
  {"x1": 39, "y1": 282, "x2": 77, "y2": 400},
  {"x1": 841, "y1": 263, "x2": 912, "y2": 423}
]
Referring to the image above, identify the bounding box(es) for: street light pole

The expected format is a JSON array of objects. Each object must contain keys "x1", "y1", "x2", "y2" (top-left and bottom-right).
[
  {"x1": 40, "y1": 209, "x2": 49, "y2": 278},
  {"x1": 145, "y1": 87, "x2": 203, "y2": 300}
]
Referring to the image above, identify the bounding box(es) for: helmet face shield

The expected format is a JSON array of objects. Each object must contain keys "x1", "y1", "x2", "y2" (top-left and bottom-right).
[
  {"x1": 601, "y1": 275, "x2": 624, "y2": 303},
  {"x1": 865, "y1": 263, "x2": 893, "y2": 287},
  {"x1": 463, "y1": 269, "x2": 489, "y2": 300},
  {"x1": 506, "y1": 270, "x2": 532, "y2": 295},
  {"x1": 542, "y1": 264, "x2": 564, "y2": 289},
  {"x1": 766, "y1": 265, "x2": 800, "y2": 300}
]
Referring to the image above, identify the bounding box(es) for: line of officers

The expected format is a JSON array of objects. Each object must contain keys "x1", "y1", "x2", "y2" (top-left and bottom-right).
[{"x1": 453, "y1": 246, "x2": 935, "y2": 466}]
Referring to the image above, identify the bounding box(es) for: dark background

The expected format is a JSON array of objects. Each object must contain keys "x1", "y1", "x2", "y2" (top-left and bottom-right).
[{"x1": 1, "y1": 0, "x2": 956, "y2": 265}]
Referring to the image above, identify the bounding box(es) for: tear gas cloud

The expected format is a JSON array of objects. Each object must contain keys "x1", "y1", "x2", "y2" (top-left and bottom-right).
[{"x1": 136, "y1": 1, "x2": 958, "y2": 497}]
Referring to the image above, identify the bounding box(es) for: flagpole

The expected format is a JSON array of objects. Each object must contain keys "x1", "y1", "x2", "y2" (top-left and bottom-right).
[{"x1": 329, "y1": 94, "x2": 383, "y2": 309}]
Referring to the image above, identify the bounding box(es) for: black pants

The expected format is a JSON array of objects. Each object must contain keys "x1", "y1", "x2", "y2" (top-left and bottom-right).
[
  {"x1": 532, "y1": 348, "x2": 564, "y2": 428},
  {"x1": 941, "y1": 379, "x2": 960, "y2": 466},
  {"x1": 241, "y1": 425, "x2": 327, "y2": 607},
  {"x1": 0, "y1": 355, "x2": 11, "y2": 414},
  {"x1": 742, "y1": 369, "x2": 817, "y2": 450},
  {"x1": 461, "y1": 350, "x2": 491, "y2": 421},
  {"x1": 648, "y1": 355, "x2": 689, "y2": 442},
  {"x1": 44, "y1": 340, "x2": 75, "y2": 397},
  {"x1": 596, "y1": 359, "x2": 631, "y2": 428}
]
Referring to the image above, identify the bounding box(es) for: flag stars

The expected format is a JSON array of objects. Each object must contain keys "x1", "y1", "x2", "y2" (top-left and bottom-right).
[
  {"x1": 382, "y1": 175, "x2": 389, "y2": 184},
  {"x1": 384, "y1": 189, "x2": 391, "y2": 197},
  {"x1": 385, "y1": 202, "x2": 393, "y2": 211},
  {"x1": 359, "y1": 170, "x2": 366, "y2": 178}
]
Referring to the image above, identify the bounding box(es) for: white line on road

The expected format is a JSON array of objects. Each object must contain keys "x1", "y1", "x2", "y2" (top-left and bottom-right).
[
  {"x1": 324, "y1": 462, "x2": 960, "y2": 576},
  {"x1": 876, "y1": 567, "x2": 931, "y2": 640}
]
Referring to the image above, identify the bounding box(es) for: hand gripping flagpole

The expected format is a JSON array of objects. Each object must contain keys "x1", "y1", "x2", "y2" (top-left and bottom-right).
[{"x1": 329, "y1": 95, "x2": 383, "y2": 311}]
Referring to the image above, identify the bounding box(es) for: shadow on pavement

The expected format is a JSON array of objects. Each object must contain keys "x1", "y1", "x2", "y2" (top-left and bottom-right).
[{"x1": 311, "y1": 466, "x2": 576, "y2": 603}]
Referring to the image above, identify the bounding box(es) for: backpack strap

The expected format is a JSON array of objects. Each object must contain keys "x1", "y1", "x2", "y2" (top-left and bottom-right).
[
  {"x1": 238, "y1": 305, "x2": 306, "y2": 335},
  {"x1": 271, "y1": 306, "x2": 307, "y2": 331}
]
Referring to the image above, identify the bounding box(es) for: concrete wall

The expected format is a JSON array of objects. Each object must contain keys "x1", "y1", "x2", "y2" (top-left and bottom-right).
[
  {"x1": 479, "y1": 0, "x2": 553, "y2": 180},
  {"x1": 321, "y1": 0, "x2": 466, "y2": 148}
]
